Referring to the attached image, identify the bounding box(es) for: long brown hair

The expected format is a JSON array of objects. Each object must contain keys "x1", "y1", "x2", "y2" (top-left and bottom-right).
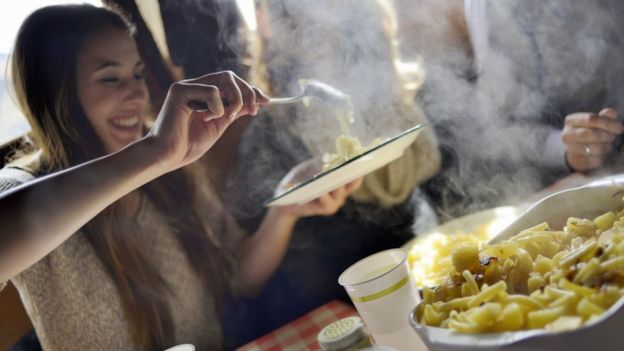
[{"x1": 9, "y1": 5, "x2": 231, "y2": 349}]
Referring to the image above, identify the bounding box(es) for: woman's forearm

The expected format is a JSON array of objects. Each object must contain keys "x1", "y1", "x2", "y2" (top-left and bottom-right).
[
  {"x1": 235, "y1": 207, "x2": 299, "y2": 295},
  {"x1": 0, "y1": 136, "x2": 167, "y2": 281}
]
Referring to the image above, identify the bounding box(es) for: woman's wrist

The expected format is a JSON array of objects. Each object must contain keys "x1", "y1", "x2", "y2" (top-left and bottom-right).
[
  {"x1": 132, "y1": 134, "x2": 177, "y2": 178},
  {"x1": 267, "y1": 206, "x2": 300, "y2": 227}
]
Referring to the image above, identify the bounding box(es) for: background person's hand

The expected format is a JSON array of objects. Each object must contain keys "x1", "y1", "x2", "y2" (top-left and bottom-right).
[
  {"x1": 562, "y1": 108, "x2": 624, "y2": 172},
  {"x1": 147, "y1": 71, "x2": 269, "y2": 170},
  {"x1": 277, "y1": 177, "x2": 364, "y2": 218}
]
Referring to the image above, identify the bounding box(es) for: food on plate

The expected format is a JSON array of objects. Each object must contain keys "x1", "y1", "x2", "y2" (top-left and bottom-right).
[
  {"x1": 415, "y1": 208, "x2": 624, "y2": 333},
  {"x1": 304, "y1": 88, "x2": 379, "y2": 171},
  {"x1": 321, "y1": 135, "x2": 381, "y2": 170},
  {"x1": 318, "y1": 95, "x2": 381, "y2": 171},
  {"x1": 334, "y1": 96, "x2": 355, "y2": 135}
]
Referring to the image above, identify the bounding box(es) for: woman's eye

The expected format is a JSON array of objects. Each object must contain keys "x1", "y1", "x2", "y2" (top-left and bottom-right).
[
  {"x1": 134, "y1": 71, "x2": 146, "y2": 81},
  {"x1": 100, "y1": 77, "x2": 120, "y2": 85}
]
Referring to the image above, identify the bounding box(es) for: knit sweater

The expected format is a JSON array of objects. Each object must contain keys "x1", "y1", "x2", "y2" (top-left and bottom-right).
[{"x1": 0, "y1": 166, "x2": 243, "y2": 350}]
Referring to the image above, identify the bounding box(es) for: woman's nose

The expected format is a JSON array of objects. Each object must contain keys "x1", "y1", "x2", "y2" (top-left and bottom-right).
[{"x1": 124, "y1": 79, "x2": 148, "y2": 104}]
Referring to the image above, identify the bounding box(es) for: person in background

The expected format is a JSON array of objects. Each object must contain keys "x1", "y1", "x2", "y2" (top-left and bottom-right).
[
  {"x1": 222, "y1": 0, "x2": 441, "y2": 347},
  {"x1": 470, "y1": 0, "x2": 624, "y2": 174},
  {"x1": 399, "y1": 0, "x2": 624, "y2": 219},
  {"x1": 0, "y1": 4, "x2": 360, "y2": 350}
]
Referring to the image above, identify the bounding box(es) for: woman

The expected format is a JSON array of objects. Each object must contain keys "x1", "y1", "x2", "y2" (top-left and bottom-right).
[
  {"x1": 223, "y1": 0, "x2": 441, "y2": 346},
  {"x1": 0, "y1": 4, "x2": 360, "y2": 350}
]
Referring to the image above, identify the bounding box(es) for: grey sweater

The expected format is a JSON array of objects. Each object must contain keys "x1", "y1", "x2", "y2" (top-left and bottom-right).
[{"x1": 0, "y1": 166, "x2": 241, "y2": 350}]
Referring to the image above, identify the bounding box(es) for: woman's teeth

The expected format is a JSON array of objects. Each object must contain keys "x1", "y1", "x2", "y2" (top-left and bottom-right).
[{"x1": 110, "y1": 116, "x2": 138, "y2": 128}]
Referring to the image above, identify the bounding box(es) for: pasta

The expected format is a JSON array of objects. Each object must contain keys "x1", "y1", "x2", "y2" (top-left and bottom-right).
[
  {"x1": 407, "y1": 221, "x2": 497, "y2": 287},
  {"x1": 321, "y1": 135, "x2": 380, "y2": 170},
  {"x1": 416, "y1": 208, "x2": 624, "y2": 333},
  {"x1": 316, "y1": 93, "x2": 381, "y2": 171}
]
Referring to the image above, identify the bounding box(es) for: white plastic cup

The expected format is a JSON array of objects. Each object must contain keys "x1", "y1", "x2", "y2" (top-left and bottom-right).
[{"x1": 338, "y1": 249, "x2": 427, "y2": 351}]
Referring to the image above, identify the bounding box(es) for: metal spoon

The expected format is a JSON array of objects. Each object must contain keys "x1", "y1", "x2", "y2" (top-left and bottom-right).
[
  {"x1": 188, "y1": 79, "x2": 353, "y2": 111},
  {"x1": 269, "y1": 79, "x2": 352, "y2": 107},
  {"x1": 278, "y1": 79, "x2": 354, "y2": 134}
]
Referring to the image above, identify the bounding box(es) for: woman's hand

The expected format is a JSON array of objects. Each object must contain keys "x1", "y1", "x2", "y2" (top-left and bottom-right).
[
  {"x1": 277, "y1": 178, "x2": 364, "y2": 218},
  {"x1": 562, "y1": 108, "x2": 624, "y2": 172},
  {"x1": 147, "y1": 71, "x2": 269, "y2": 171},
  {"x1": 236, "y1": 177, "x2": 363, "y2": 293}
]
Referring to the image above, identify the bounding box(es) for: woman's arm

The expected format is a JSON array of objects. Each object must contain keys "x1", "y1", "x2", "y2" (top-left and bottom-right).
[
  {"x1": 233, "y1": 179, "x2": 362, "y2": 295},
  {"x1": 0, "y1": 138, "x2": 168, "y2": 282},
  {"x1": 0, "y1": 71, "x2": 267, "y2": 282}
]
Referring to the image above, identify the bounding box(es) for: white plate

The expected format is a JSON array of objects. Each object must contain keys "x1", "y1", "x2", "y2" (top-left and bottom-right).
[{"x1": 267, "y1": 124, "x2": 425, "y2": 206}]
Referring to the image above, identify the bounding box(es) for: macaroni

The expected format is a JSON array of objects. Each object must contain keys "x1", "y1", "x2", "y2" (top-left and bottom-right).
[
  {"x1": 408, "y1": 222, "x2": 495, "y2": 288},
  {"x1": 416, "y1": 208, "x2": 624, "y2": 333},
  {"x1": 316, "y1": 93, "x2": 381, "y2": 171}
]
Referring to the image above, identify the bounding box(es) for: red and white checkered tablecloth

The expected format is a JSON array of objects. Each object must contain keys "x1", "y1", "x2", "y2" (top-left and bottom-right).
[{"x1": 236, "y1": 300, "x2": 358, "y2": 351}]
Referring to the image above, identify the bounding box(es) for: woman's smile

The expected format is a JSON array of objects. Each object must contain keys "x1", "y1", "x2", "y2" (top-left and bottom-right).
[{"x1": 109, "y1": 114, "x2": 139, "y2": 129}]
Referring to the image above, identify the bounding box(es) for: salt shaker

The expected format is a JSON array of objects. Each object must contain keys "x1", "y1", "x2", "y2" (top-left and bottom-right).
[{"x1": 317, "y1": 316, "x2": 373, "y2": 351}]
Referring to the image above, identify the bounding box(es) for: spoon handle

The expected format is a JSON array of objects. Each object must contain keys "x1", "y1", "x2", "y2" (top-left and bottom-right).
[
  {"x1": 187, "y1": 95, "x2": 303, "y2": 111},
  {"x1": 268, "y1": 96, "x2": 304, "y2": 105}
]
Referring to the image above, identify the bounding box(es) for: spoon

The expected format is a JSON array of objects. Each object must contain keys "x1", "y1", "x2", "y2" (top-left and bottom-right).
[
  {"x1": 279, "y1": 79, "x2": 354, "y2": 134},
  {"x1": 269, "y1": 79, "x2": 352, "y2": 107},
  {"x1": 491, "y1": 177, "x2": 624, "y2": 243},
  {"x1": 187, "y1": 79, "x2": 353, "y2": 112}
]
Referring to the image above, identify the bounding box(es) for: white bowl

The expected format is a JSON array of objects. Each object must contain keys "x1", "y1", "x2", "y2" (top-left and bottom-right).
[
  {"x1": 409, "y1": 298, "x2": 624, "y2": 351},
  {"x1": 407, "y1": 176, "x2": 624, "y2": 350}
]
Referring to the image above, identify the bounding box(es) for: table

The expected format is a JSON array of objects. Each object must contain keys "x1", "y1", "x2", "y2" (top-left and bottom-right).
[{"x1": 236, "y1": 300, "x2": 357, "y2": 351}]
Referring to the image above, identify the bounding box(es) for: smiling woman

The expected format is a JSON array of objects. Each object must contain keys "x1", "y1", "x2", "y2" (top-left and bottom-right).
[{"x1": 0, "y1": 4, "x2": 364, "y2": 351}]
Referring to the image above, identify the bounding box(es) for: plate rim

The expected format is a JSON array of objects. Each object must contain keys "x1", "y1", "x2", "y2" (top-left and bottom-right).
[{"x1": 266, "y1": 123, "x2": 426, "y2": 206}]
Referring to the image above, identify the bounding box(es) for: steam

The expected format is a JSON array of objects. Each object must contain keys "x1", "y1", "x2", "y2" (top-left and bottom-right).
[
  {"x1": 182, "y1": 0, "x2": 624, "y2": 222},
  {"x1": 394, "y1": 0, "x2": 624, "y2": 219},
  {"x1": 219, "y1": 0, "x2": 424, "y2": 219},
  {"x1": 262, "y1": 0, "x2": 415, "y2": 152}
]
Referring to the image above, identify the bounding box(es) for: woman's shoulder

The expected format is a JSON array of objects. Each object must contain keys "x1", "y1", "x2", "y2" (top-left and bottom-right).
[{"x1": 0, "y1": 166, "x2": 38, "y2": 193}]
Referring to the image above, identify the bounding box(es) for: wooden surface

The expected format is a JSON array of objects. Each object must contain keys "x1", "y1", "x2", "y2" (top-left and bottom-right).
[{"x1": 0, "y1": 282, "x2": 32, "y2": 351}]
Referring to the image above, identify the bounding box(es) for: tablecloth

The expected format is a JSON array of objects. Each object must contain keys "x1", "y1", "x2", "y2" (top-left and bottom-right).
[{"x1": 236, "y1": 299, "x2": 357, "y2": 351}]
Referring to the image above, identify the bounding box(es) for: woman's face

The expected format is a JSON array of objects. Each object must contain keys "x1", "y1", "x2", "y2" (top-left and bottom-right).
[{"x1": 76, "y1": 26, "x2": 148, "y2": 154}]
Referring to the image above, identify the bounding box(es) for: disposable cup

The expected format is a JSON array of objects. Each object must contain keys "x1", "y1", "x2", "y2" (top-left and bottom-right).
[{"x1": 338, "y1": 249, "x2": 427, "y2": 351}]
